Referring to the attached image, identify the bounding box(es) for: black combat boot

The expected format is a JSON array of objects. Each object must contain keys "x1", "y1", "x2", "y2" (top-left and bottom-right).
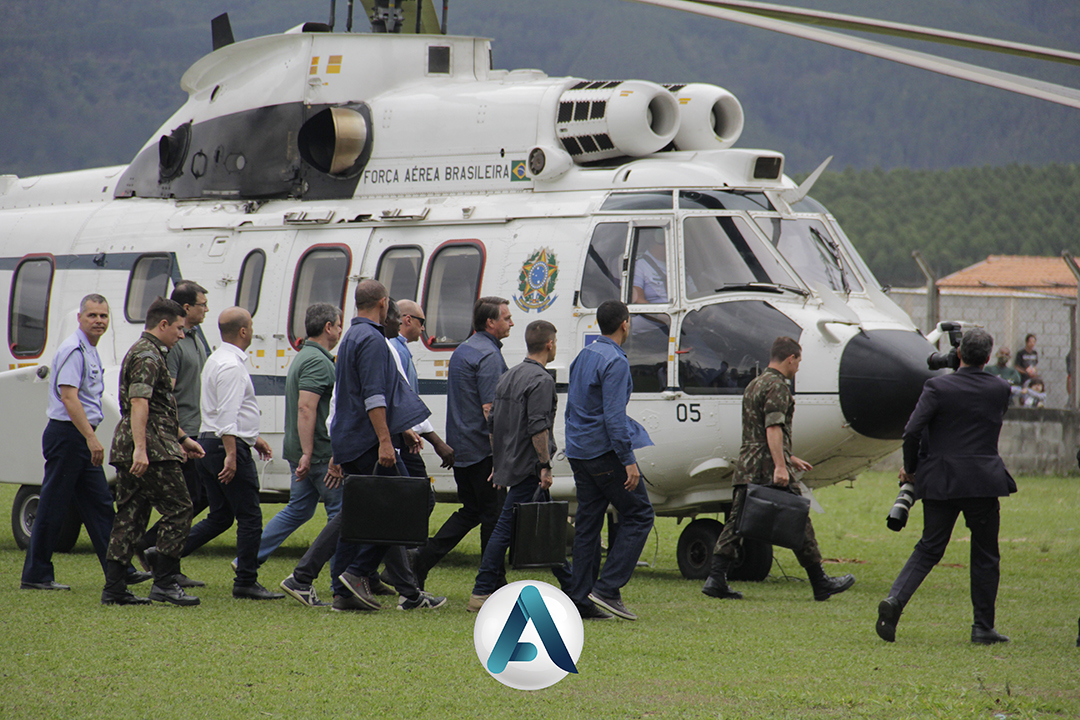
[
  {"x1": 806, "y1": 563, "x2": 855, "y2": 601},
  {"x1": 101, "y1": 560, "x2": 150, "y2": 605},
  {"x1": 702, "y1": 553, "x2": 743, "y2": 599},
  {"x1": 147, "y1": 552, "x2": 200, "y2": 607}
]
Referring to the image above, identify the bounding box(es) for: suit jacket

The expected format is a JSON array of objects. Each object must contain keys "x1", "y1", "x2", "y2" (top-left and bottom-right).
[{"x1": 902, "y1": 365, "x2": 1016, "y2": 501}]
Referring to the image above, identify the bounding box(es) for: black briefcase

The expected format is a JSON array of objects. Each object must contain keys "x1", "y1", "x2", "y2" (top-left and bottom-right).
[
  {"x1": 339, "y1": 470, "x2": 430, "y2": 547},
  {"x1": 509, "y1": 487, "x2": 569, "y2": 569},
  {"x1": 735, "y1": 483, "x2": 811, "y2": 550}
]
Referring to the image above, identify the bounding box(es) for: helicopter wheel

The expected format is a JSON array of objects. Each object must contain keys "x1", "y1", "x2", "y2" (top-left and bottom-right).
[
  {"x1": 11, "y1": 486, "x2": 83, "y2": 552},
  {"x1": 729, "y1": 538, "x2": 773, "y2": 582},
  {"x1": 676, "y1": 518, "x2": 724, "y2": 579}
]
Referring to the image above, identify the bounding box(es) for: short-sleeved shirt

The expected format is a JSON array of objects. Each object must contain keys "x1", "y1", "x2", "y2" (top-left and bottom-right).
[
  {"x1": 167, "y1": 326, "x2": 209, "y2": 436},
  {"x1": 564, "y1": 336, "x2": 653, "y2": 465},
  {"x1": 1015, "y1": 348, "x2": 1038, "y2": 375},
  {"x1": 488, "y1": 358, "x2": 558, "y2": 487},
  {"x1": 47, "y1": 328, "x2": 104, "y2": 426},
  {"x1": 331, "y1": 316, "x2": 430, "y2": 466},
  {"x1": 110, "y1": 332, "x2": 185, "y2": 467},
  {"x1": 632, "y1": 250, "x2": 668, "y2": 303},
  {"x1": 446, "y1": 331, "x2": 508, "y2": 467},
  {"x1": 283, "y1": 340, "x2": 335, "y2": 464},
  {"x1": 733, "y1": 366, "x2": 794, "y2": 486},
  {"x1": 985, "y1": 363, "x2": 1022, "y2": 388}
]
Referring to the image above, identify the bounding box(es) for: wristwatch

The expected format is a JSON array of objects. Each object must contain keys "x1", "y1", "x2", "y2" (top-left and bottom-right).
[{"x1": 538, "y1": 461, "x2": 551, "y2": 470}]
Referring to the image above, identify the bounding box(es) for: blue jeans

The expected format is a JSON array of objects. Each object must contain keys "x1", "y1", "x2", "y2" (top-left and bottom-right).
[
  {"x1": 472, "y1": 476, "x2": 571, "y2": 596},
  {"x1": 254, "y1": 460, "x2": 341, "y2": 565},
  {"x1": 567, "y1": 451, "x2": 655, "y2": 606},
  {"x1": 329, "y1": 445, "x2": 407, "y2": 597},
  {"x1": 22, "y1": 420, "x2": 116, "y2": 584}
]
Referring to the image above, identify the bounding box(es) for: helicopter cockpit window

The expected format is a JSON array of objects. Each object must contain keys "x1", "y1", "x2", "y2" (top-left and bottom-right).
[
  {"x1": 678, "y1": 301, "x2": 802, "y2": 394},
  {"x1": 288, "y1": 246, "x2": 350, "y2": 349},
  {"x1": 125, "y1": 254, "x2": 172, "y2": 323},
  {"x1": 790, "y1": 195, "x2": 828, "y2": 214},
  {"x1": 682, "y1": 215, "x2": 799, "y2": 300},
  {"x1": 235, "y1": 250, "x2": 265, "y2": 317},
  {"x1": 753, "y1": 216, "x2": 863, "y2": 294},
  {"x1": 629, "y1": 227, "x2": 669, "y2": 304},
  {"x1": 423, "y1": 243, "x2": 483, "y2": 348},
  {"x1": 9, "y1": 256, "x2": 54, "y2": 358},
  {"x1": 580, "y1": 223, "x2": 627, "y2": 308},
  {"x1": 599, "y1": 191, "x2": 674, "y2": 212},
  {"x1": 679, "y1": 190, "x2": 772, "y2": 212},
  {"x1": 625, "y1": 313, "x2": 670, "y2": 393},
  {"x1": 376, "y1": 247, "x2": 424, "y2": 303}
]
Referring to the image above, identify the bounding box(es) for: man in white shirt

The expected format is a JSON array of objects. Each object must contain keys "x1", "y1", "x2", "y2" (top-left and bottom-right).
[{"x1": 182, "y1": 306, "x2": 282, "y2": 600}]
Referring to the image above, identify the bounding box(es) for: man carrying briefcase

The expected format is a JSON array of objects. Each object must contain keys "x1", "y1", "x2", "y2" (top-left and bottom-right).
[
  {"x1": 702, "y1": 336, "x2": 855, "y2": 602},
  {"x1": 468, "y1": 320, "x2": 570, "y2": 612}
]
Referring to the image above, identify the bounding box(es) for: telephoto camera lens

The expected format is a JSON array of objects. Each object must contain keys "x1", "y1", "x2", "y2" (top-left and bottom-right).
[{"x1": 886, "y1": 482, "x2": 917, "y2": 532}]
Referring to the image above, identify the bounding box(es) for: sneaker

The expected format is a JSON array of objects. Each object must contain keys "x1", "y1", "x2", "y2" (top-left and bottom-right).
[
  {"x1": 369, "y1": 576, "x2": 396, "y2": 596},
  {"x1": 578, "y1": 602, "x2": 613, "y2": 621},
  {"x1": 332, "y1": 594, "x2": 377, "y2": 612},
  {"x1": 589, "y1": 592, "x2": 637, "y2": 621},
  {"x1": 467, "y1": 593, "x2": 490, "y2": 613},
  {"x1": 280, "y1": 574, "x2": 330, "y2": 607},
  {"x1": 399, "y1": 591, "x2": 448, "y2": 611},
  {"x1": 338, "y1": 571, "x2": 382, "y2": 610}
]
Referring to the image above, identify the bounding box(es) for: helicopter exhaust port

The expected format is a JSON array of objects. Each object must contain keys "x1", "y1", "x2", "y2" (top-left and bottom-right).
[
  {"x1": 297, "y1": 106, "x2": 371, "y2": 176},
  {"x1": 555, "y1": 79, "x2": 680, "y2": 163},
  {"x1": 666, "y1": 83, "x2": 745, "y2": 151}
]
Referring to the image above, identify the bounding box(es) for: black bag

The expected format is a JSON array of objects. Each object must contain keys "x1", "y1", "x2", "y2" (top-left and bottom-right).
[
  {"x1": 339, "y1": 466, "x2": 430, "y2": 547},
  {"x1": 735, "y1": 483, "x2": 811, "y2": 550},
  {"x1": 509, "y1": 487, "x2": 569, "y2": 569}
]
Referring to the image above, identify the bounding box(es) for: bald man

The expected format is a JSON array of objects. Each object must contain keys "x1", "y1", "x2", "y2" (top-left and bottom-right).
[{"x1": 181, "y1": 307, "x2": 282, "y2": 600}]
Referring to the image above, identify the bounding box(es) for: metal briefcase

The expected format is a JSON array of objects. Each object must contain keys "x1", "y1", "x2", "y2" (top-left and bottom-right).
[
  {"x1": 509, "y1": 487, "x2": 569, "y2": 569},
  {"x1": 340, "y1": 470, "x2": 429, "y2": 547},
  {"x1": 735, "y1": 483, "x2": 811, "y2": 550}
]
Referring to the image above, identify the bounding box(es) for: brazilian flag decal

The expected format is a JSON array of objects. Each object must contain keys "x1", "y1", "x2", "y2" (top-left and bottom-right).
[{"x1": 511, "y1": 160, "x2": 529, "y2": 182}]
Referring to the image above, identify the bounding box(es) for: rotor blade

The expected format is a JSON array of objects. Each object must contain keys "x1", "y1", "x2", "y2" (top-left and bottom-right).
[
  {"x1": 626, "y1": 0, "x2": 1080, "y2": 110},
  {"x1": 691, "y1": 0, "x2": 1080, "y2": 67}
]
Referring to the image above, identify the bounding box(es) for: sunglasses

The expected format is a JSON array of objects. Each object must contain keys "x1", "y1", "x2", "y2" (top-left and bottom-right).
[{"x1": 405, "y1": 314, "x2": 426, "y2": 327}]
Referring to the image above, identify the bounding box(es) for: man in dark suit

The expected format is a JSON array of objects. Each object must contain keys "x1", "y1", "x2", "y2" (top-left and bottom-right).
[{"x1": 876, "y1": 328, "x2": 1016, "y2": 645}]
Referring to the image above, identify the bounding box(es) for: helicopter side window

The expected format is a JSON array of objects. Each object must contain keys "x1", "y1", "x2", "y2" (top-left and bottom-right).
[
  {"x1": 625, "y1": 312, "x2": 670, "y2": 393},
  {"x1": 8, "y1": 256, "x2": 54, "y2": 358},
  {"x1": 678, "y1": 301, "x2": 802, "y2": 394},
  {"x1": 682, "y1": 215, "x2": 799, "y2": 300},
  {"x1": 579, "y1": 223, "x2": 627, "y2": 308},
  {"x1": 628, "y1": 227, "x2": 669, "y2": 305},
  {"x1": 288, "y1": 246, "x2": 350, "y2": 349},
  {"x1": 423, "y1": 242, "x2": 483, "y2": 348},
  {"x1": 753, "y1": 216, "x2": 863, "y2": 294},
  {"x1": 124, "y1": 254, "x2": 172, "y2": 323},
  {"x1": 235, "y1": 250, "x2": 266, "y2": 317},
  {"x1": 376, "y1": 247, "x2": 424, "y2": 303}
]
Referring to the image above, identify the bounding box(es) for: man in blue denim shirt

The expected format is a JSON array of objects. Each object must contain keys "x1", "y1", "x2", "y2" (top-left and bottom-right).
[
  {"x1": 412, "y1": 297, "x2": 512, "y2": 589},
  {"x1": 565, "y1": 300, "x2": 655, "y2": 621},
  {"x1": 327, "y1": 280, "x2": 432, "y2": 611}
]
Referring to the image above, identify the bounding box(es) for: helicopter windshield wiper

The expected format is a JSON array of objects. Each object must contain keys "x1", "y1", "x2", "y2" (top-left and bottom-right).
[
  {"x1": 714, "y1": 282, "x2": 805, "y2": 295},
  {"x1": 810, "y1": 226, "x2": 850, "y2": 294}
]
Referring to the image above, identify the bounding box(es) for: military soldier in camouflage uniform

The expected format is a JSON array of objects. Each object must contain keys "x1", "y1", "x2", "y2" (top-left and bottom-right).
[
  {"x1": 702, "y1": 336, "x2": 855, "y2": 602},
  {"x1": 102, "y1": 298, "x2": 205, "y2": 606}
]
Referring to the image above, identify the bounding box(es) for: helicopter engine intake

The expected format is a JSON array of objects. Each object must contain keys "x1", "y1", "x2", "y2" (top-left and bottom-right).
[
  {"x1": 668, "y1": 83, "x2": 744, "y2": 151},
  {"x1": 556, "y1": 79, "x2": 680, "y2": 163}
]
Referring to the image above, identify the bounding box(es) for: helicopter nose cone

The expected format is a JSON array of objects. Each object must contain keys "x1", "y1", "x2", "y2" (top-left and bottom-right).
[{"x1": 838, "y1": 329, "x2": 943, "y2": 440}]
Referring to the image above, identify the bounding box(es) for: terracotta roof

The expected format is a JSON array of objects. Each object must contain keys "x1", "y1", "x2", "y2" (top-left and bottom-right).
[{"x1": 936, "y1": 255, "x2": 1078, "y2": 297}]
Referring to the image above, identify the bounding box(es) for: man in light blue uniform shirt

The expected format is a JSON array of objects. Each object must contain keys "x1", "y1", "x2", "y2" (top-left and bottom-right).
[
  {"x1": 21, "y1": 295, "x2": 125, "y2": 590},
  {"x1": 564, "y1": 299, "x2": 655, "y2": 621}
]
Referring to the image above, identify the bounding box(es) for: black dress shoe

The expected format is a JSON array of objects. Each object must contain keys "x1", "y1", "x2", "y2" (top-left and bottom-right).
[
  {"x1": 233, "y1": 582, "x2": 285, "y2": 600},
  {"x1": 126, "y1": 570, "x2": 153, "y2": 585},
  {"x1": 175, "y1": 573, "x2": 206, "y2": 588},
  {"x1": 101, "y1": 590, "x2": 151, "y2": 606},
  {"x1": 148, "y1": 582, "x2": 200, "y2": 606},
  {"x1": 577, "y1": 602, "x2": 613, "y2": 621},
  {"x1": 971, "y1": 627, "x2": 1009, "y2": 645},
  {"x1": 876, "y1": 597, "x2": 902, "y2": 642},
  {"x1": 21, "y1": 580, "x2": 71, "y2": 591}
]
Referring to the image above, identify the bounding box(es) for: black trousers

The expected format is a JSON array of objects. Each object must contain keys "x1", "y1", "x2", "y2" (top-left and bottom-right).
[
  {"x1": 416, "y1": 457, "x2": 505, "y2": 581},
  {"x1": 889, "y1": 496, "x2": 1001, "y2": 631}
]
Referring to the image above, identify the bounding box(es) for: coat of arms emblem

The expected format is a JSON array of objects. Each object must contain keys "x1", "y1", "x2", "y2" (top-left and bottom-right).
[{"x1": 513, "y1": 248, "x2": 558, "y2": 313}]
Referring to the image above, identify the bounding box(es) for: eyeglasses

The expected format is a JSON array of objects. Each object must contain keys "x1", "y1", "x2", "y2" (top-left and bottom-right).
[
  {"x1": 405, "y1": 314, "x2": 426, "y2": 327},
  {"x1": 191, "y1": 302, "x2": 208, "y2": 309}
]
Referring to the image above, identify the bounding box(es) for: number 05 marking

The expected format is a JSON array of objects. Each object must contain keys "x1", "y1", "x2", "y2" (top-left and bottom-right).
[{"x1": 676, "y1": 403, "x2": 701, "y2": 422}]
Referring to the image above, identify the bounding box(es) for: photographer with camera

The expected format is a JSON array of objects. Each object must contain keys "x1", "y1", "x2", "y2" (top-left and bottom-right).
[{"x1": 876, "y1": 328, "x2": 1016, "y2": 645}]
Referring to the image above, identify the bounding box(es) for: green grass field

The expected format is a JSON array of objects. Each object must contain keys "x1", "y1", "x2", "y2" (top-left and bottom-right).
[{"x1": 1, "y1": 472, "x2": 1077, "y2": 719}]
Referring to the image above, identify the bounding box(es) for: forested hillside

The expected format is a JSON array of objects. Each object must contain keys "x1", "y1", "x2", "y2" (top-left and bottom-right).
[
  {"x1": 806, "y1": 164, "x2": 1080, "y2": 288},
  {"x1": 2, "y1": 0, "x2": 1079, "y2": 176}
]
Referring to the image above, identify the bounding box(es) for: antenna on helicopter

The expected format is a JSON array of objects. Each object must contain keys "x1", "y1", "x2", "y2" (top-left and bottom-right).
[{"x1": 211, "y1": 13, "x2": 235, "y2": 50}]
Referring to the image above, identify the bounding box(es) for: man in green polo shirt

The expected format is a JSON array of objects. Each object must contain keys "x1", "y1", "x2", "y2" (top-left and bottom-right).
[{"x1": 255, "y1": 303, "x2": 343, "y2": 567}]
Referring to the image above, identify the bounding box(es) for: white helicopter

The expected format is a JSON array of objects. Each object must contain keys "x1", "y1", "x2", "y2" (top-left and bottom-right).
[{"x1": 2, "y1": 0, "x2": 1076, "y2": 579}]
